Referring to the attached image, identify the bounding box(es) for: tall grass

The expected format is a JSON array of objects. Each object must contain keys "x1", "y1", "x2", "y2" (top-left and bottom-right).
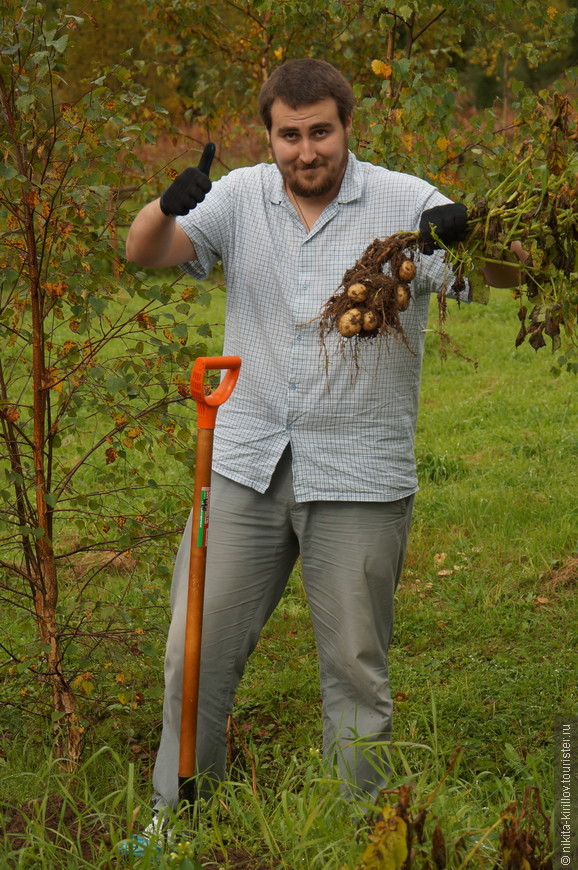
[{"x1": 1, "y1": 289, "x2": 576, "y2": 867}]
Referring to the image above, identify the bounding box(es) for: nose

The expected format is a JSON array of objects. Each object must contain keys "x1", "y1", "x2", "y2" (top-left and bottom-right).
[{"x1": 298, "y1": 138, "x2": 317, "y2": 165}]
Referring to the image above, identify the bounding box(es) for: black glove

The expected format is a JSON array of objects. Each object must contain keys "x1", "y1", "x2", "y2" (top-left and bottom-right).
[
  {"x1": 159, "y1": 142, "x2": 216, "y2": 216},
  {"x1": 419, "y1": 202, "x2": 467, "y2": 254}
]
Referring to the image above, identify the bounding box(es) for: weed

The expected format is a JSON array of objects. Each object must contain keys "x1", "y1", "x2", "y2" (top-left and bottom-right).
[{"x1": 1, "y1": 291, "x2": 576, "y2": 866}]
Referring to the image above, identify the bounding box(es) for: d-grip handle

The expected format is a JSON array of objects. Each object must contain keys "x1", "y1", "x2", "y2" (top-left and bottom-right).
[{"x1": 190, "y1": 355, "x2": 241, "y2": 428}]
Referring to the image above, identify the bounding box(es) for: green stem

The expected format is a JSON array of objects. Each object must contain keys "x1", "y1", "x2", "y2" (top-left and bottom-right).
[{"x1": 489, "y1": 152, "x2": 534, "y2": 201}]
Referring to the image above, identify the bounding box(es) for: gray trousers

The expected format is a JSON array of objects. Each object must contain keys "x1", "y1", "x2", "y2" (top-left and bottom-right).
[{"x1": 152, "y1": 447, "x2": 414, "y2": 810}]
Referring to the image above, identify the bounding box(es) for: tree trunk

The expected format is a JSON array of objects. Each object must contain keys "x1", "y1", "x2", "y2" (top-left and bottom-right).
[{"x1": 25, "y1": 189, "x2": 82, "y2": 768}]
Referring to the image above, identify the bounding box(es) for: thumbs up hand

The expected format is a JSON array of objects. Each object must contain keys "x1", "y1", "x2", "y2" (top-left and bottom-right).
[{"x1": 159, "y1": 143, "x2": 216, "y2": 217}]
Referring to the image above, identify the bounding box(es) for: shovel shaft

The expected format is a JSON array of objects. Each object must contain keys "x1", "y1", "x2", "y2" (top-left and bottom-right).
[
  {"x1": 178, "y1": 427, "x2": 214, "y2": 783},
  {"x1": 178, "y1": 356, "x2": 241, "y2": 802}
]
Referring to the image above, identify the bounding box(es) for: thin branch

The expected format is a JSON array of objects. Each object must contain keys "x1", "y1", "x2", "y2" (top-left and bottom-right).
[
  {"x1": 411, "y1": 8, "x2": 446, "y2": 44},
  {"x1": 55, "y1": 393, "x2": 188, "y2": 496}
]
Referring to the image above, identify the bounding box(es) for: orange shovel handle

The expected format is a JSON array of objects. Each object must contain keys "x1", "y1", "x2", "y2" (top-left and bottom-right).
[
  {"x1": 179, "y1": 355, "x2": 241, "y2": 803},
  {"x1": 190, "y1": 355, "x2": 242, "y2": 429}
]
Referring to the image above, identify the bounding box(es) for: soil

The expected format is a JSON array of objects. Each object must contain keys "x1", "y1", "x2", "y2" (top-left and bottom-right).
[
  {"x1": 201, "y1": 849, "x2": 283, "y2": 869},
  {"x1": 4, "y1": 795, "x2": 280, "y2": 868},
  {"x1": 319, "y1": 232, "x2": 420, "y2": 352},
  {"x1": 544, "y1": 555, "x2": 578, "y2": 589},
  {"x1": 4, "y1": 794, "x2": 112, "y2": 860}
]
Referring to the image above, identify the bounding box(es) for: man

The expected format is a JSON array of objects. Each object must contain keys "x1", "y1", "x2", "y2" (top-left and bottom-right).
[{"x1": 126, "y1": 58, "x2": 521, "y2": 824}]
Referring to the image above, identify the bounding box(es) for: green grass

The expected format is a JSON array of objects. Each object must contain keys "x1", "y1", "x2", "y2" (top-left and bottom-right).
[{"x1": 1, "y1": 288, "x2": 576, "y2": 867}]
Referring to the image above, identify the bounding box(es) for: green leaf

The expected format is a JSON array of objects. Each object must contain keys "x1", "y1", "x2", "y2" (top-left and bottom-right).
[
  {"x1": 46, "y1": 33, "x2": 68, "y2": 54},
  {"x1": 397, "y1": 4, "x2": 413, "y2": 20},
  {"x1": 16, "y1": 94, "x2": 36, "y2": 114},
  {"x1": 105, "y1": 376, "x2": 127, "y2": 394},
  {"x1": 88, "y1": 296, "x2": 108, "y2": 315},
  {"x1": 504, "y1": 742, "x2": 521, "y2": 766},
  {"x1": 469, "y1": 272, "x2": 490, "y2": 305}
]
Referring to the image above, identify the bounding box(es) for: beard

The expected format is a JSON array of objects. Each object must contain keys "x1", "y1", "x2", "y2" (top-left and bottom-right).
[{"x1": 274, "y1": 141, "x2": 349, "y2": 200}]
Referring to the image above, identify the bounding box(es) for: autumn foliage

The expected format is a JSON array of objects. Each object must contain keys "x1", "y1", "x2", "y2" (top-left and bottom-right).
[{"x1": 1, "y1": 0, "x2": 577, "y2": 765}]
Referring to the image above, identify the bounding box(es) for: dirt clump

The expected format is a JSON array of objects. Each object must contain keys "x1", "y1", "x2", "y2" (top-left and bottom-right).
[{"x1": 319, "y1": 232, "x2": 419, "y2": 350}]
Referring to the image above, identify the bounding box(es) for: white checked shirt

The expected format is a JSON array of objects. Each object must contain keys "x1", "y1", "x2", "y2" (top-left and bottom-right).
[{"x1": 178, "y1": 153, "x2": 462, "y2": 502}]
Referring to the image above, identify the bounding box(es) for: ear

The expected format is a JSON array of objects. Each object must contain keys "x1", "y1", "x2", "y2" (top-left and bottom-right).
[{"x1": 344, "y1": 114, "x2": 353, "y2": 138}]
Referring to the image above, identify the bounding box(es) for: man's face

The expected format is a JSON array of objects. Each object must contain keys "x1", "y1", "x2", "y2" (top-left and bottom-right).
[{"x1": 268, "y1": 97, "x2": 352, "y2": 201}]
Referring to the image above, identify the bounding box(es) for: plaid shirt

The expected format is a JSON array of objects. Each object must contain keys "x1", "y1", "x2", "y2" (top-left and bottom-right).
[{"x1": 178, "y1": 153, "x2": 461, "y2": 502}]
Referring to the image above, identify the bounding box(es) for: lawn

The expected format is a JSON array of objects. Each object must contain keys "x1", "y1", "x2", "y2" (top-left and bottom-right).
[{"x1": 0, "y1": 286, "x2": 576, "y2": 869}]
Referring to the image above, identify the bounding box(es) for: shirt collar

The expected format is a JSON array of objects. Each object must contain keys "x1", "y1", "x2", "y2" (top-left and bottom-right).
[{"x1": 268, "y1": 152, "x2": 364, "y2": 205}]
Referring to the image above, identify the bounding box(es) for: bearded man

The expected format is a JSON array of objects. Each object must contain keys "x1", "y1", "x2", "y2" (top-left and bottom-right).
[{"x1": 126, "y1": 58, "x2": 521, "y2": 832}]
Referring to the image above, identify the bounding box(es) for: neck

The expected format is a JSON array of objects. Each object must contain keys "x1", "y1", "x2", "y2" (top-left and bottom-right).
[{"x1": 286, "y1": 185, "x2": 336, "y2": 231}]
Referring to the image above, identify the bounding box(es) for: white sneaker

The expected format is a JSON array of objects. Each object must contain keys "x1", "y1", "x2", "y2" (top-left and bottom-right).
[
  {"x1": 143, "y1": 810, "x2": 176, "y2": 846},
  {"x1": 117, "y1": 812, "x2": 173, "y2": 858}
]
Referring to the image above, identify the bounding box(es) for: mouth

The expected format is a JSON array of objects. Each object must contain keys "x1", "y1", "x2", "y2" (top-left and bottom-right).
[{"x1": 296, "y1": 162, "x2": 324, "y2": 172}]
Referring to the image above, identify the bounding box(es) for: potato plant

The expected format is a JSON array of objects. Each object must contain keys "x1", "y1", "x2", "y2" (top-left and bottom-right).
[
  {"x1": 320, "y1": 92, "x2": 577, "y2": 371},
  {"x1": 449, "y1": 95, "x2": 578, "y2": 361}
]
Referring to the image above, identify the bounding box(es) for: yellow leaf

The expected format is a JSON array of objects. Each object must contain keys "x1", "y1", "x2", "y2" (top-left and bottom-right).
[
  {"x1": 81, "y1": 680, "x2": 94, "y2": 697},
  {"x1": 43, "y1": 281, "x2": 68, "y2": 298},
  {"x1": 436, "y1": 137, "x2": 450, "y2": 152},
  {"x1": 402, "y1": 133, "x2": 414, "y2": 152},
  {"x1": 356, "y1": 804, "x2": 409, "y2": 870},
  {"x1": 371, "y1": 59, "x2": 393, "y2": 79},
  {"x1": 547, "y1": 138, "x2": 566, "y2": 175},
  {"x1": 547, "y1": 5, "x2": 558, "y2": 18}
]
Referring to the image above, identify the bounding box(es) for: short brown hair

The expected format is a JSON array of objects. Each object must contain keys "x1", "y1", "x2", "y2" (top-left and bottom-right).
[{"x1": 259, "y1": 58, "x2": 354, "y2": 131}]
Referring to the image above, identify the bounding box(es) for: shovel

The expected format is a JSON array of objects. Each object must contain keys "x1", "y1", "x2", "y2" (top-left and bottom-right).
[{"x1": 178, "y1": 355, "x2": 241, "y2": 804}]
